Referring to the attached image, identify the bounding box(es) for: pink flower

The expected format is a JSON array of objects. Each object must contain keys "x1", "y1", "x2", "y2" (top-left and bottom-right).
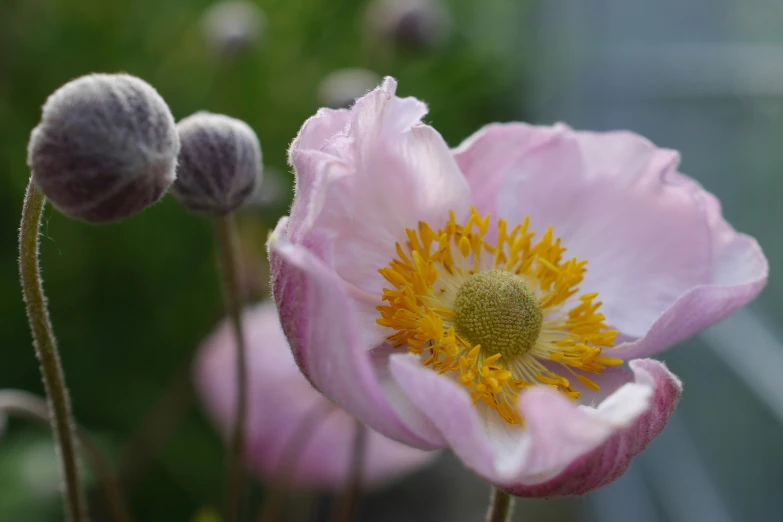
[
  {"x1": 194, "y1": 301, "x2": 437, "y2": 489},
  {"x1": 268, "y1": 77, "x2": 768, "y2": 495}
]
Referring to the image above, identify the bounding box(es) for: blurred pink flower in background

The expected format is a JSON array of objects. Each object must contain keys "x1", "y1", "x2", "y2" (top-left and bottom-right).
[
  {"x1": 195, "y1": 301, "x2": 437, "y2": 490},
  {"x1": 268, "y1": 77, "x2": 768, "y2": 496}
]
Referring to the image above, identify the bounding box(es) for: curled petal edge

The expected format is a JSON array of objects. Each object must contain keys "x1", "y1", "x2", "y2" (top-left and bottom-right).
[
  {"x1": 507, "y1": 359, "x2": 682, "y2": 496},
  {"x1": 268, "y1": 217, "x2": 443, "y2": 450},
  {"x1": 613, "y1": 190, "x2": 768, "y2": 359},
  {"x1": 390, "y1": 355, "x2": 681, "y2": 497}
]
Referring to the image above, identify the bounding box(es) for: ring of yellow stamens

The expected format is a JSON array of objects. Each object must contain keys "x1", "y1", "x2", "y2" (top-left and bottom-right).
[{"x1": 376, "y1": 207, "x2": 623, "y2": 424}]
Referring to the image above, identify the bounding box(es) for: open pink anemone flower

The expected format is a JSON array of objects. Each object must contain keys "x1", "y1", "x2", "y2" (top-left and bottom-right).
[
  {"x1": 268, "y1": 77, "x2": 768, "y2": 496},
  {"x1": 194, "y1": 301, "x2": 437, "y2": 490}
]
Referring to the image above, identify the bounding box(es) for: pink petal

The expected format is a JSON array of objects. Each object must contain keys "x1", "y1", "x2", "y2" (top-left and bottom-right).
[
  {"x1": 388, "y1": 354, "x2": 498, "y2": 477},
  {"x1": 290, "y1": 107, "x2": 351, "y2": 153},
  {"x1": 613, "y1": 189, "x2": 767, "y2": 359},
  {"x1": 194, "y1": 301, "x2": 437, "y2": 489},
  {"x1": 505, "y1": 359, "x2": 682, "y2": 496},
  {"x1": 488, "y1": 124, "x2": 766, "y2": 356},
  {"x1": 287, "y1": 76, "x2": 471, "y2": 309},
  {"x1": 268, "y1": 218, "x2": 444, "y2": 450},
  {"x1": 390, "y1": 355, "x2": 681, "y2": 496},
  {"x1": 452, "y1": 123, "x2": 564, "y2": 216},
  {"x1": 286, "y1": 107, "x2": 351, "y2": 244},
  {"x1": 291, "y1": 412, "x2": 438, "y2": 489}
]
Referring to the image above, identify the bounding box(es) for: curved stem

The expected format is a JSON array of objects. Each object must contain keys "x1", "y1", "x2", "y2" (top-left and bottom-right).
[
  {"x1": 486, "y1": 486, "x2": 515, "y2": 522},
  {"x1": 332, "y1": 421, "x2": 368, "y2": 522},
  {"x1": 215, "y1": 214, "x2": 248, "y2": 522},
  {"x1": 0, "y1": 390, "x2": 133, "y2": 522},
  {"x1": 19, "y1": 181, "x2": 89, "y2": 522}
]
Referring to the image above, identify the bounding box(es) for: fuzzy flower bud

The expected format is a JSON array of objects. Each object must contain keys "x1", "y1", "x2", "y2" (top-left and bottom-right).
[
  {"x1": 317, "y1": 68, "x2": 381, "y2": 109},
  {"x1": 202, "y1": 0, "x2": 266, "y2": 56},
  {"x1": 365, "y1": 0, "x2": 450, "y2": 51},
  {"x1": 27, "y1": 74, "x2": 179, "y2": 224},
  {"x1": 172, "y1": 112, "x2": 262, "y2": 216}
]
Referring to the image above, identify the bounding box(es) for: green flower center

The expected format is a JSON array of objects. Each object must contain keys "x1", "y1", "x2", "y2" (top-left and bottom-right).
[{"x1": 454, "y1": 270, "x2": 543, "y2": 358}]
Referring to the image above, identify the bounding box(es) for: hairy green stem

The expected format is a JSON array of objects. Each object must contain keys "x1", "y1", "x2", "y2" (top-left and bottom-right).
[
  {"x1": 19, "y1": 181, "x2": 89, "y2": 522},
  {"x1": 486, "y1": 487, "x2": 515, "y2": 522},
  {"x1": 215, "y1": 214, "x2": 248, "y2": 522},
  {"x1": 332, "y1": 421, "x2": 368, "y2": 522},
  {"x1": 0, "y1": 390, "x2": 132, "y2": 522}
]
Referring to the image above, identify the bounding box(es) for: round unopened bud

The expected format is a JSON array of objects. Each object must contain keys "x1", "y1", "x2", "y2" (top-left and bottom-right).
[
  {"x1": 27, "y1": 74, "x2": 179, "y2": 224},
  {"x1": 317, "y1": 68, "x2": 381, "y2": 109},
  {"x1": 202, "y1": 0, "x2": 266, "y2": 56},
  {"x1": 172, "y1": 112, "x2": 262, "y2": 216},
  {"x1": 365, "y1": 0, "x2": 450, "y2": 51}
]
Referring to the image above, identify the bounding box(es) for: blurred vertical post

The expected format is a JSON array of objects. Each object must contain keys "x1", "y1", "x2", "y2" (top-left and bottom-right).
[{"x1": 332, "y1": 422, "x2": 368, "y2": 522}]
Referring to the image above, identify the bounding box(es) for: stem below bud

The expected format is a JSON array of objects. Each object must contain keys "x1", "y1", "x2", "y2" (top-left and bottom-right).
[
  {"x1": 216, "y1": 214, "x2": 249, "y2": 522},
  {"x1": 19, "y1": 180, "x2": 89, "y2": 522}
]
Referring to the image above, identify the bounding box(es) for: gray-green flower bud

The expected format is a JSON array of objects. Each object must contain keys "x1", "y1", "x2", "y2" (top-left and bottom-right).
[
  {"x1": 172, "y1": 112, "x2": 262, "y2": 216},
  {"x1": 27, "y1": 73, "x2": 179, "y2": 224}
]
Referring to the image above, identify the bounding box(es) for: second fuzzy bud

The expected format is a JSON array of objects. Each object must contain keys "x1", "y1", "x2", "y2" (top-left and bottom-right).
[{"x1": 172, "y1": 112, "x2": 262, "y2": 216}]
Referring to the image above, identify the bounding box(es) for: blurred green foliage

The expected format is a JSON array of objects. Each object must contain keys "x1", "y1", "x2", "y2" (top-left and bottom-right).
[{"x1": 0, "y1": 0, "x2": 529, "y2": 520}]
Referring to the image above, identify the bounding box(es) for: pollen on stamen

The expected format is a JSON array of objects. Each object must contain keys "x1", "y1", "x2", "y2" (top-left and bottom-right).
[{"x1": 376, "y1": 206, "x2": 621, "y2": 425}]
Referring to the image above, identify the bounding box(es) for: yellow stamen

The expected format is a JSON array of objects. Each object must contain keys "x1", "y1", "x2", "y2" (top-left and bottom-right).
[{"x1": 376, "y1": 207, "x2": 619, "y2": 424}]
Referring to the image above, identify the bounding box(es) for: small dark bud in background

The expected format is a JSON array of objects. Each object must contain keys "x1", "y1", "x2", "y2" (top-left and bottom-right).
[
  {"x1": 202, "y1": 0, "x2": 266, "y2": 56},
  {"x1": 27, "y1": 73, "x2": 179, "y2": 224},
  {"x1": 365, "y1": 0, "x2": 450, "y2": 51},
  {"x1": 317, "y1": 68, "x2": 381, "y2": 109},
  {"x1": 172, "y1": 112, "x2": 262, "y2": 216}
]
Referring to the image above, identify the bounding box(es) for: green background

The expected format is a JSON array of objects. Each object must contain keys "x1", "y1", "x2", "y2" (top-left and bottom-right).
[{"x1": 0, "y1": 0, "x2": 530, "y2": 520}]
